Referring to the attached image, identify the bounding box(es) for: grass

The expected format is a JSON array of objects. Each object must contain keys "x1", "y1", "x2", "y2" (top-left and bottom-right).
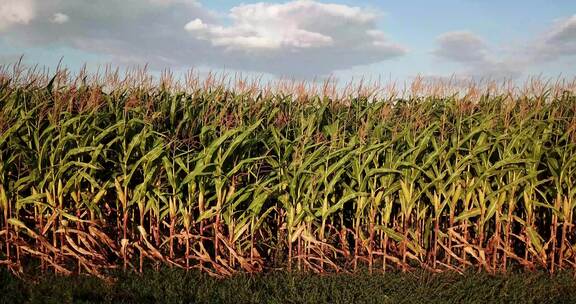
[{"x1": 2, "y1": 268, "x2": 576, "y2": 304}]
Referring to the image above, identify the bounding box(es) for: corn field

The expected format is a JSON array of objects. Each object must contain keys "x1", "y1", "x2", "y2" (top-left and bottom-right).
[{"x1": 1, "y1": 65, "x2": 576, "y2": 277}]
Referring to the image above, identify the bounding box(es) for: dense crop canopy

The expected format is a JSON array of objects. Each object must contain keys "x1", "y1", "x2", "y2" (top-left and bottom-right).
[{"x1": 1, "y1": 65, "x2": 576, "y2": 276}]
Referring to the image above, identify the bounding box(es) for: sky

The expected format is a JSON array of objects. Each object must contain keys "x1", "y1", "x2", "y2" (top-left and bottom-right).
[{"x1": 0, "y1": 0, "x2": 575, "y2": 82}]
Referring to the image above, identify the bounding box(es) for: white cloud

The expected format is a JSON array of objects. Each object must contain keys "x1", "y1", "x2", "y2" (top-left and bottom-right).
[
  {"x1": 0, "y1": 0, "x2": 217, "y2": 65},
  {"x1": 535, "y1": 15, "x2": 576, "y2": 59},
  {"x1": 434, "y1": 15, "x2": 576, "y2": 80},
  {"x1": 184, "y1": 19, "x2": 208, "y2": 31},
  {"x1": 50, "y1": 13, "x2": 69, "y2": 24},
  {"x1": 186, "y1": 16, "x2": 333, "y2": 50},
  {"x1": 433, "y1": 31, "x2": 489, "y2": 63},
  {"x1": 185, "y1": 1, "x2": 396, "y2": 51},
  {"x1": 0, "y1": 0, "x2": 35, "y2": 31},
  {"x1": 433, "y1": 31, "x2": 522, "y2": 79},
  {"x1": 183, "y1": 0, "x2": 406, "y2": 75}
]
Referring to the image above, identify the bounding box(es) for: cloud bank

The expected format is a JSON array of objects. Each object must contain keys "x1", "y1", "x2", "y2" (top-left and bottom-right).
[
  {"x1": 432, "y1": 15, "x2": 576, "y2": 79},
  {"x1": 432, "y1": 31, "x2": 521, "y2": 79},
  {"x1": 0, "y1": 0, "x2": 406, "y2": 77},
  {"x1": 536, "y1": 15, "x2": 576, "y2": 59}
]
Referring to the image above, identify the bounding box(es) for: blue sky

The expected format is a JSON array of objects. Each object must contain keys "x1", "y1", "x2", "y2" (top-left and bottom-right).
[{"x1": 1, "y1": 0, "x2": 575, "y2": 82}]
